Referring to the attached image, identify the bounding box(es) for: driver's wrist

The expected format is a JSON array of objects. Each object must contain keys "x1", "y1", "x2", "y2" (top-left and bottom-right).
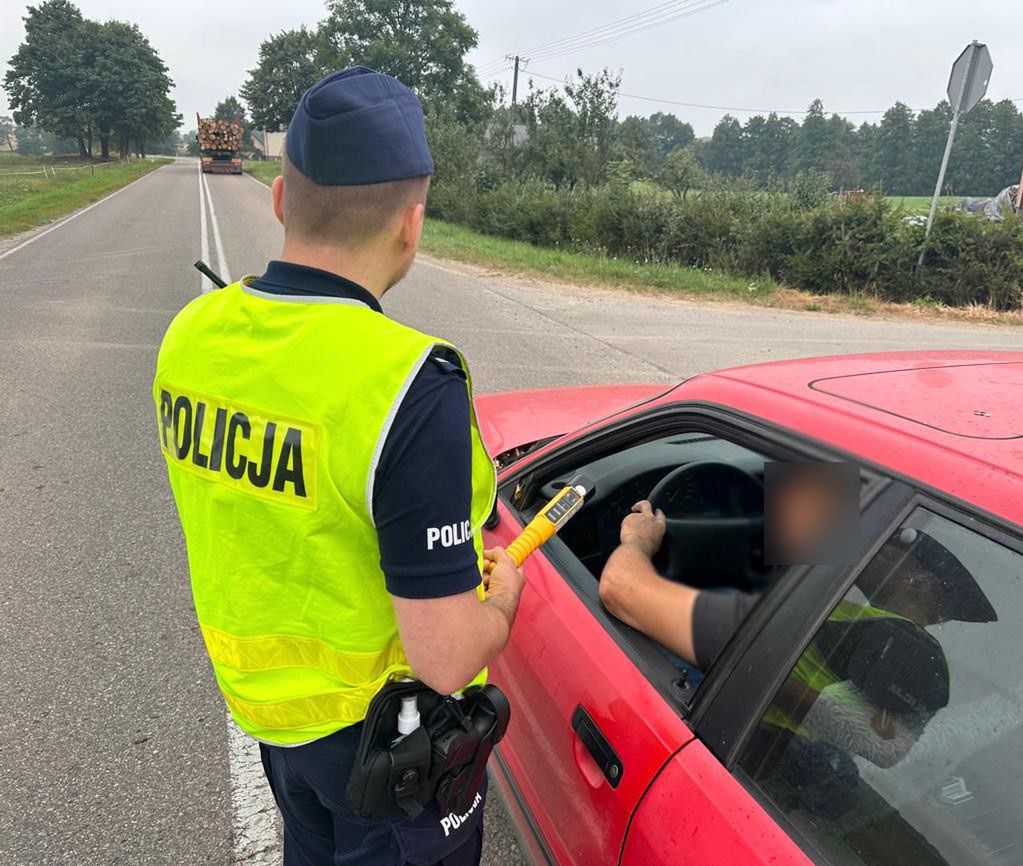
[{"x1": 621, "y1": 539, "x2": 657, "y2": 559}]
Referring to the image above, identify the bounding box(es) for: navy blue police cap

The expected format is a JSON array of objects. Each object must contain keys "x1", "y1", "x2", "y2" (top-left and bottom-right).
[{"x1": 286, "y1": 66, "x2": 434, "y2": 186}]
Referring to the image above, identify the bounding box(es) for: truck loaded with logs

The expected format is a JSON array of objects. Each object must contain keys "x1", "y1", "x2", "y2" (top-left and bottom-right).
[{"x1": 197, "y1": 113, "x2": 243, "y2": 175}]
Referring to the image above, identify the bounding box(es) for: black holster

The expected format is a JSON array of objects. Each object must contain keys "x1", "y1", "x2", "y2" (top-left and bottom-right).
[{"x1": 346, "y1": 680, "x2": 510, "y2": 821}]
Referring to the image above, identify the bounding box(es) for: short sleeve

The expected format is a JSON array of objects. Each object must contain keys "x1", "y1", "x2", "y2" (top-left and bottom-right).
[
  {"x1": 691, "y1": 590, "x2": 761, "y2": 669},
  {"x1": 373, "y1": 350, "x2": 483, "y2": 599}
]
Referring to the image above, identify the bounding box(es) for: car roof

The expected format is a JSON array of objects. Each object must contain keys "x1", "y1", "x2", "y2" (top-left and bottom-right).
[{"x1": 682, "y1": 350, "x2": 1023, "y2": 525}]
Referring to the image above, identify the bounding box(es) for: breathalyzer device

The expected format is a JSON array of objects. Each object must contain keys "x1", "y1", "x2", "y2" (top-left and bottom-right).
[{"x1": 485, "y1": 480, "x2": 590, "y2": 573}]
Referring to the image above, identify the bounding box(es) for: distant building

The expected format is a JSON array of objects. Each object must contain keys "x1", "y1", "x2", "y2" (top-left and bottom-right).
[
  {"x1": 254, "y1": 130, "x2": 287, "y2": 160},
  {"x1": 483, "y1": 122, "x2": 528, "y2": 148}
]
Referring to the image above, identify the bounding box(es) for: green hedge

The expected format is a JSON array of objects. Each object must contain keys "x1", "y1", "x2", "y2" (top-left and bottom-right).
[{"x1": 428, "y1": 179, "x2": 1023, "y2": 310}]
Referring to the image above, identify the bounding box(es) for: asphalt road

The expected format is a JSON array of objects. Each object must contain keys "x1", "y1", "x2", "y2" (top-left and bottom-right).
[{"x1": 1, "y1": 159, "x2": 1019, "y2": 866}]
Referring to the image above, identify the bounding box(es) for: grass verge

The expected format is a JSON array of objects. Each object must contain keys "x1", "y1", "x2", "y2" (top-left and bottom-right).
[
  {"x1": 0, "y1": 154, "x2": 171, "y2": 237},
  {"x1": 419, "y1": 218, "x2": 774, "y2": 300},
  {"x1": 243, "y1": 164, "x2": 1021, "y2": 325},
  {"x1": 244, "y1": 160, "x2": 281, "y2": 186}
]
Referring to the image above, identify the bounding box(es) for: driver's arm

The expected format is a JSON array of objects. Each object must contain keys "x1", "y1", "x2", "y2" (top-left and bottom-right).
[{"x1": 598, "y1": 501, "x2": 701, "y2": 665}]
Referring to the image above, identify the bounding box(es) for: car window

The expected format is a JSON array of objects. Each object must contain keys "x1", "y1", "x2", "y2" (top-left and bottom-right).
[{"x1": 738, "y1": 507, "x2": 1023, "y2": 866}]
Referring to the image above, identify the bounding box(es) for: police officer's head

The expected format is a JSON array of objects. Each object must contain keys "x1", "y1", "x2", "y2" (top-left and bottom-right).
[{"x1": 272, "y1": 67, "x2": 434, "y2": 291}]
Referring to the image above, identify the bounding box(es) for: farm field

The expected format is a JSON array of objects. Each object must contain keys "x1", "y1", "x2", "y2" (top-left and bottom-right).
[
  {"x1": 887, "y1": 194, "x2": 978, "y2": 214},
  {"x1": 0, "y1": 152, "x2": 169, "y2": 237}
]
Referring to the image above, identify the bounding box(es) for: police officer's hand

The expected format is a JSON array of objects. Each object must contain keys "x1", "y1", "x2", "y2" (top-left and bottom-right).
[
  {"x1": 620, "y1": 500, "x2": 666, "y2": 559},
  {"x1": 483, "y1": 547, "x2": 526, "y2": 600}
]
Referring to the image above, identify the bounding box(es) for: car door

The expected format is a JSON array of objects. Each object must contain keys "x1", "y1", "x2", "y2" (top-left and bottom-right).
[
  {"x1": 626, "y1": 488, "x2": 1023, "y2": 866},
  {"x1": 618, "y1": 468, "x2": 912, "y2": 865},
  {"x1": 483, "y1": 404, "x2": 872, "y2": 864},
  {"x1": 484, "y1": 493, "x2": 693, "y2": 865}
]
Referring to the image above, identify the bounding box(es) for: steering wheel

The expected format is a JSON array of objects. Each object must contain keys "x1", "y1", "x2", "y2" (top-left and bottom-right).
[{"x1": 648, "y1": 461, "x2": 766, "y2": 588}]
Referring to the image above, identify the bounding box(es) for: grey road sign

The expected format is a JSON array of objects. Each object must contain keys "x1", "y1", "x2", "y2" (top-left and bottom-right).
[
  {"x1": 919, "y1": 41, "x2": 994, "y2": 266},
  {"x1": 947, "y1": 42, "x2": 992, "y2": 114}
]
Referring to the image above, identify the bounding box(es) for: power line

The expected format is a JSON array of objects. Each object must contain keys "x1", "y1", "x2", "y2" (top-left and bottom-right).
[
  {"x1": 517, "y1": 0, "x2": 699, "y2": 58},
  {"x1": 522, "y1": 69, "x2": 935, "y2": 116},
  {"x1": 529, "y1": 0, "x2": 731, "y2": 64},
  {"x1": 477, "y1": 56, "x2": 512, "y2": 75},
  {"x1": 481, "y1": 66, "x2": 513, "y2": 81}
]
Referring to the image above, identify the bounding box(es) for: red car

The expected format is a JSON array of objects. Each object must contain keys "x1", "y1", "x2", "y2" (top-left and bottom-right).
[{"x1": 478, "y1": 351, "x2": 1023, "y2": 866}]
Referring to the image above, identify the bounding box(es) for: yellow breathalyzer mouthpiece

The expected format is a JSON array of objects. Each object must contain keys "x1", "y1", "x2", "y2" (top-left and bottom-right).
[{"x1": 486, "y1": 483, "x2": 588, "y2": 573}]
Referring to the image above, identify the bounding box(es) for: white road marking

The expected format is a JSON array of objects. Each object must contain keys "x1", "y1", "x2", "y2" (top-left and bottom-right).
[
  {"x1": 200, "y1": 171, "x2": 232, "y2": 285},
  {"x1": 197, "y1": 161, "x2": 211, "y2": 293},
  {"x1": 0, "y1": 166, "x2": 163, "y2": 262},
  {"x1": 225, "y1": 721, "x2": 282, "y2": 865},
  {"x1": 244, "y1": 170, "x2": 276, "y2": 191},
  {"x1": 193, "y1": 169, "x2": 282, "y2": 862}
]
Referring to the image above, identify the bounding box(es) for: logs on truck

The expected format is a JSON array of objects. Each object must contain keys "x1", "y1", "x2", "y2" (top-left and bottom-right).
[{"x1": 197, "y1": 113, "x2": 243, "y2": 174}]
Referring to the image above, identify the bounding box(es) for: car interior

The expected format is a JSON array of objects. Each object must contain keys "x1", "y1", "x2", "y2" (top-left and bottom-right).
[{"x1": 513, "y1": 429, "x2": 778, "y2": 596}]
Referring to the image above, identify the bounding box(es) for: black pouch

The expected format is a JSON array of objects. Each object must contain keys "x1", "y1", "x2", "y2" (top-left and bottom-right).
[
  {"x1": 431, "y1": 685, "x2": 510, "y2": 816},
  {"x1": 346, "y1": 680, "x2": 510, "y2": 821}
]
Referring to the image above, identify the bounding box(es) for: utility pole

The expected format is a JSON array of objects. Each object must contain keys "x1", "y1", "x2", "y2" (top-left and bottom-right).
[{"x1": 507, "y1": 54, "x2": 522, "y2": 106}]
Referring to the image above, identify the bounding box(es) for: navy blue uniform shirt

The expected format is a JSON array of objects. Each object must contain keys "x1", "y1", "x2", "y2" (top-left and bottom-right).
[{"x1": 249, "y1": 261, "x2": 481, "y2": 600}]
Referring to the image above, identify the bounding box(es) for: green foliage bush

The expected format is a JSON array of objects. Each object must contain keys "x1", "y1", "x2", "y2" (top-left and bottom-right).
[{"x1": 428, "y1": 178, "x2": 1023, "y2": 310}]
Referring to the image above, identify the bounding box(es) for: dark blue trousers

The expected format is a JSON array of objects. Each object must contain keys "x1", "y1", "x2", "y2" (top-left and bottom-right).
[{"x1": 259, "y1": 724, "x2": 486, "y2": 866}]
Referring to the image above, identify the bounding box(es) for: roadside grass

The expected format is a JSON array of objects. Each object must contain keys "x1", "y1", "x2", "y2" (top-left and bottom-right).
[
  {"x1": 418, "y1": 219, "x2": 1023, "y2": 325},
  {"x1": 420, "y1": 218, "x2": 776, "y2": 299},
  {"x1": 0, "y1": 153, "x2": 171, "y2": 236},
  {"x1": 244, "y1": 166, "x2": 1021, "y2": 325},
  {"x1": 244, "y1": 159, "x2": 281, "y2": 186}
]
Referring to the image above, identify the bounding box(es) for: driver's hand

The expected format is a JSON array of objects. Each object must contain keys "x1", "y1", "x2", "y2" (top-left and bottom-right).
[{"x1": 620, "y1": 500, "x2": 666, "y2": 559}]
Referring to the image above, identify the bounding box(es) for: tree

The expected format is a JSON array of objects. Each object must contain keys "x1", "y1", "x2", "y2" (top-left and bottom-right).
[
  {"x1": 151, "y1": 129, "x2": 182, "y2": 156},
  {"x1": 88, "y1": 19, "x2": 179, "y2": 158},
  {"x1": 317, "y1": 0, "x2": 486, "y2": 123},
  {"x1": 646, "y1": 112, "x2": 694, "y2": 165},
  {"x1": 793, "y1": 99, "x2": 833, "y2": 175},
  {"x1": 986, "y1": 99, "x2": 1023, "y2": 192},
  {"x1": 14, "y1": 124, "x2": 46, "y2": 154},
  {"x1": 215, "y1": 96, "x2": 247, "y2": 123},
  {"x1": 4, "y1": 1, "x2": 179, "y2": 159},
  {"x1": 4, "y1": 0, "x2": 93, "y2": 156},
  {"x1": 616, "y1": 115, "x2": 656, "y2": 176},
  {"x1": 0, "y1": 115, "x2": 15, "y2": 151},
  {"x1": 824, "y1": 113, "x2": 858, "y2": 190},
  {"x1": 520, "y1": 84, "x2": 578, "y2": 187},
  {"x1": 241, "y1": 28, "x2": 322, "y2": 131},
  {"x1": 658, "y1": 145, "x2": 705, "y2": 200},
  {"x1": 871, "y1": 102, "x2": 916, "y2": 195},
  {"x1": 912, "y1": 101, "x2": 953, "y2": 196},
  {"x1": 518, "y1": 69, "x2": 621, "y2": 187},
  {"x1": 564, "y1": 68, "x2": 620, "y2": 186},
  {"x1": 702, "y1": 114, "x2": 744, "y2": 176},
  {"x1": 741, "y1": 115, "x2": 771, "y2": 180}
]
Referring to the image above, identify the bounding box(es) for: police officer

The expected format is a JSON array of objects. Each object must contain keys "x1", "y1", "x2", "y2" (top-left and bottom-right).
[{"x1": 154, "y1": 67, "x2": 525, "y2": 865}]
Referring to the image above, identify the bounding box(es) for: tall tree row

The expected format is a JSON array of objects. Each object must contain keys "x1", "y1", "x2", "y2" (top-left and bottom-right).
[
  {"x1": 3, "y1": 0, "x2": 180, "y2": 158},
  {"x1": 700, "y1": 97, "x2": 1023, "y2": 196}
]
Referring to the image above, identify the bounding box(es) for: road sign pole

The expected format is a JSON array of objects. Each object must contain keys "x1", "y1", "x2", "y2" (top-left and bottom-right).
[
  {"x1": 918, "y1": 40, "x2": 988, "y2": 267},
  {"x1": 918, "y1": 107, "x2": 963, "y2": 266}
]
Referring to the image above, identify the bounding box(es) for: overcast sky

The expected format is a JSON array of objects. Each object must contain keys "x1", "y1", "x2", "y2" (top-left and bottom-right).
[{"x1": 1, "y1": 0, "x2": 1021, "y2": 137}]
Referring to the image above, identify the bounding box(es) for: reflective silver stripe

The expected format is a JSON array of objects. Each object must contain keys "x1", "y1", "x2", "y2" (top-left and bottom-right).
[
  {"x1": 241, "y1": 281, "x2": 371, "y2": 308},
  {"x1": 365, "y1": 343, "x2": 438, "y2": 527}
]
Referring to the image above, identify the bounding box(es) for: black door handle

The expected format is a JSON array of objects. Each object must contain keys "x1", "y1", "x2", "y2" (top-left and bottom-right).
[{"x1": 572, "y1": 705, "x2": 623, "y2": 788}]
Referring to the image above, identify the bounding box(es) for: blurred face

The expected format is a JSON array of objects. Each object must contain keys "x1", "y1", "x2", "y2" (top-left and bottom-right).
[{"x1": 772, "y1": 474, "x2": 847, "y2": 564}]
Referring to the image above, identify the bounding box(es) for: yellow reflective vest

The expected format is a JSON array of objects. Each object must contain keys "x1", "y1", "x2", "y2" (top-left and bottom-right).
[
  {"x1": 763, "y1": 601, "x2": 943, "y2": 734},
  {"x1": 153, "y1": 278, "x2": 496, "y2": 745}
]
